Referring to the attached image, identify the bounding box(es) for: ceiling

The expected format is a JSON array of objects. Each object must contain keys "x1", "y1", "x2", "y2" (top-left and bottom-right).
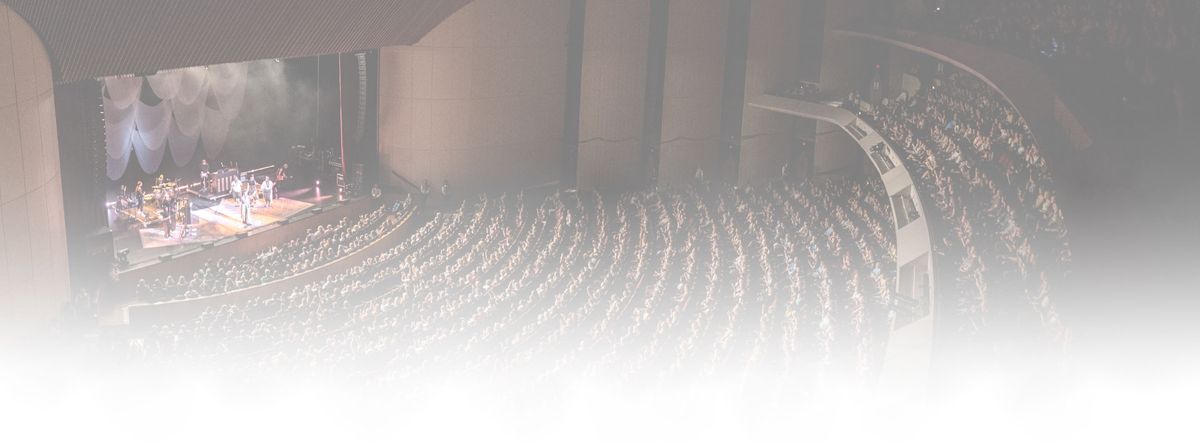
[{"x1": 3, "y1": 0, "x2": 472, "y2": 83}]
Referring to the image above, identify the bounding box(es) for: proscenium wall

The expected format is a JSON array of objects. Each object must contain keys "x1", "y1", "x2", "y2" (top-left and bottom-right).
[
  {"x1": 378, "y1": 0, "x2": 568, "y2": 192},
  {"x1": 576, "y1": 0, "x2": 652, "y2": 191},
  {"x1": 737, "y1": 0, "x2": 802, "y2": 185},
  {"x1": 656, "y1": 0, "x2": 729, "y2": 187},
  {"x1": 0, "y1": 4, "x2": 70, "y2": 335},
  {"x1": 815, "y1": 0, "x2": 872, "y2": 175}
]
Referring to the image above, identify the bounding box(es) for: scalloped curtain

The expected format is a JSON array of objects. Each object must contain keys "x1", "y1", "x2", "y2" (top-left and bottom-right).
[{"x1": 103, "y1": 63, "x2": 247, "y2": 180}]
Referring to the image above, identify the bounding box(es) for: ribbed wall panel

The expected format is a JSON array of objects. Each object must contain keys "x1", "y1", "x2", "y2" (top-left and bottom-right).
[{"x1": 2, "y1": 0, "x2": 472, "y2": 83}]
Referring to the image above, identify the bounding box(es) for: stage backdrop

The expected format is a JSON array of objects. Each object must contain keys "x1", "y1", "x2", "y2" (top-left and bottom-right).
[
  {"x1": 103, "y1": 63, "x2": 247, "y2": 180},
  {"x1": 103, "y1": 56, "x2": 366, "y2": 189}
]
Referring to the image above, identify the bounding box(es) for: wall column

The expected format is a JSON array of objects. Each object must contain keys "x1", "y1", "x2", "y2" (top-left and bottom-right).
[
  {"x1": 378, "y1": 0, "x2": 569, "y2": 192},
  {"x1": 576, "y1": 0, "x2": 653, "y2": 191},
  {"x1": 0, "y1": 4, "x2": 71, "y2": 336},
  {"x1": 717, "y1": 0, "x2": 750, "y2": 184},
  {"x1": 641, "y1": 0, "x2": 670, "y2": 187},
  {"x1": 656, "y1": 0, "x2": 730, "y2": 187}
]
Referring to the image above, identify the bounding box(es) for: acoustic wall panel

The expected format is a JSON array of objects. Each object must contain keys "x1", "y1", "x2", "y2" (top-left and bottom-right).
[
  {"x1": 0, "y1": 4, "x2": 70, "y2": 335},
  {"x1": 379, "y1": 0, "x2": 569, "y2": 192}
]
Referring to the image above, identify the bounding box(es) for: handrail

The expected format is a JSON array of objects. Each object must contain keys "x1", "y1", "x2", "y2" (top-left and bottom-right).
[{"x1": 390, "y1": 169, "x2": 421, "y2": 193}]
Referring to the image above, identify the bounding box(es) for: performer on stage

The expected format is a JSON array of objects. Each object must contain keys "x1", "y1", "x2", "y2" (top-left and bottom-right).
[
  {"x1": 240, "y1": 184, "x2": 252, "y2": 227},
  {"x1": 164, "y1": 194, "x2": 176, "y2": 237},
  {"x1": 275, "y1": 163, "x2": 289, "y2": 190},
  {"x1": 231, "y1": 175, "x2": 243, "y2": 198},
  {"x1": 249, "y1": 177, "x2": 259, "y2": 207},
  {"x1": 200, "y1": 159, "x2": 210, "y2": 193},
  {"x1": 179, "y1": 198, "x2": 191, "y2": 239},
  {"x1": 262, "y1": 175, "x2": 275, "y2": 208},
  {"x1": 133, "y1": 181, "x2": 145, "y2": 212}
]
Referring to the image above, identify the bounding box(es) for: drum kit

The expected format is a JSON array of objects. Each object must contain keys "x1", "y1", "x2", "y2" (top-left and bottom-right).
[
  {"x1": 115, "y1": 179, "x2": 192, "y2": 239},
  {"x1": 151, "y1": 180, "x2": 177, "y2": 203}
]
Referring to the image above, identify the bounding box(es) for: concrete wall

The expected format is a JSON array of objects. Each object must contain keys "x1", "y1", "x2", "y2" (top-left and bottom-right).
[
  {"x1": 0, "y1": 4, "x2": 71, "y2": 335},
  {"x1": 657, "y1": 0, "x2": 729, "y2": 187},
  {"x1": 737, "y1": 0, "x2": 802, "y2": 185},
  {"x1": 885, "y1": 44, "x2": 915, "y2": 99},
  {"x1": 576, "y1": 0, "x2": 652, "y2": 191},
  {"x1": 815, "y1": 0, "x2": 872, "y2": 175},
  {"x1": 377, "y1": 0, "x2": 569, "y2": 192}
]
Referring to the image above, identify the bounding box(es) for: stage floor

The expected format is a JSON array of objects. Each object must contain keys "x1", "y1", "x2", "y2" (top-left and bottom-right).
[
  {"x1": 136, "y1": 197, "x2": 314, "y2": 249},
  {"x1": 112, "y1": 185, "x2": 337, "y2": 266}
]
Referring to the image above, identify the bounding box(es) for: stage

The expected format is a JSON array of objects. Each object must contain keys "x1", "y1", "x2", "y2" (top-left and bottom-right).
[
  {"x1": 136, "y1": 197, "x2": 314, "y2": 249},
  {"x1": 112, "y1": 186, "x2": 337, "y2": 267}
]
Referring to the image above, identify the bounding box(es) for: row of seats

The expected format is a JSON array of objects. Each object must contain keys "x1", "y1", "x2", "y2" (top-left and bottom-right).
[
  {"x1": 126, "y1": 178, "x2": 899, "y2": 382},
  {"x1": 133, "y1": 196, "x2": 414, "y2": 302},
  {"x1": 854, "y1": 73, "x2": 1071, "y2": 343}
]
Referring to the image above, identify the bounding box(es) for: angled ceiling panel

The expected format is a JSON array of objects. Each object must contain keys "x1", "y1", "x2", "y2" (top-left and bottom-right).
[{"x1": 2, "y1": 0, "x2": 473, "y2": 83}]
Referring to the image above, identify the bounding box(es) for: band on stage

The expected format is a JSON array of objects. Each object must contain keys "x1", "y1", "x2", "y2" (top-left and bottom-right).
[
  {"x1": 113, "y1": 161, "x2": 282, "y2": 238},
  {"x1": 231, "y1": 173, "x2": 276, "y2": 227}
]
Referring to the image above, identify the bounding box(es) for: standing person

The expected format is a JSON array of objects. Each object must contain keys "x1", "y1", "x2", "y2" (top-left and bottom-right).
[
  {"x1": 231, "y1": 175, "x2": 242, "y2": 200},
  {"x1": 240, "y1": 186, "x2": 252, "y2": 227},
  {"x1": 133, "y1": 181, "x2": 145, "y2": 213},
  {"x1": 200, "y1": 159, "x2": 210, "y2": 192},
  {"x1": 262, "y1": 175, "x2": 274, "y2": 208},
  {"x1": 180, "y1": 198, "x2": 191, "y2": 239},
  {"x1": 275, "y1": 163, "x2": 289, "y2": 191},
  {"x1": 164, "y1": 195, "x2": 175, "y2": 238},
  {"x1": 420, "y1": 180, "x2": 431, "y2": 205},
  {"x1": 247, "y1": 177, "x2": 257, "y2": 207}
]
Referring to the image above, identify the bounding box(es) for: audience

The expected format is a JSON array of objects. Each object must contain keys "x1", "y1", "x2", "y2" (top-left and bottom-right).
[
  {"x1": 128, "y1": 180, "x2": 901, "y2": 381},
  {"x1": 850, "y1": 72, "x2": 1071, "y2": 342},
  {"x1": 134, "y1": 195, "x2": 413, "y2": 301},
  {"x1": 117, "y1": 71, "x2": 1076, "y2": 380},
  {"x1": 919, "y1": 0, "x2": 1198, "y2": 123},
  {"x1": 927, "y1": 0, "x2": 1196, "y2": 68}
]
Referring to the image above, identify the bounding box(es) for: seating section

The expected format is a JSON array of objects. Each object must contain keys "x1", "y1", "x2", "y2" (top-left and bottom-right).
[
  {"x1": 925, "y1": 0, "x2": 1195, "y2": 67},
  {"x1": 130, "y1": 179, "x2": 899, "y2": 381},
  {"x1": 134, "y1": 196, "x2": 414, "y2": 301},
  {"x1": 917, "y1": 0, "x2": 1195, "y2": 126},
  {"x1": 120, "y1": 74, "x2": 1075, "y2": 380},
  {"x1": 854, "y1": 73, "x2": 1071, "y2": 342}
]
